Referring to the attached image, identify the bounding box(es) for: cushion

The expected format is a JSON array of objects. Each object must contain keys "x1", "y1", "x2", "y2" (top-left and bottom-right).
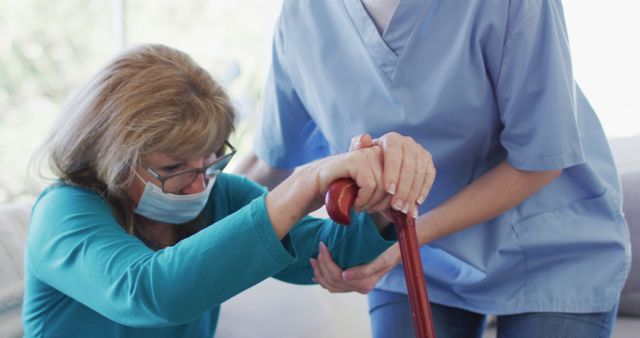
[
  {"x1": 0, "y1": 202, "x2": 31, "y2": 338},
  {"x1": 619, "y1": 170, "x2": 640, "y2": 316}
]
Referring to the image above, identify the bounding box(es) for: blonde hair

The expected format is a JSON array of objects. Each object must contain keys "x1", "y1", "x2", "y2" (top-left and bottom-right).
[{"x1": 35, "y1": 44, "x2": 235, "y2": 242}]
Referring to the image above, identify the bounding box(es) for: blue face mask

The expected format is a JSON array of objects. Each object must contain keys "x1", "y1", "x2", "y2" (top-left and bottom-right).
[{"x1": 133, "y1": 175, "x2": 216, "y2": 224}]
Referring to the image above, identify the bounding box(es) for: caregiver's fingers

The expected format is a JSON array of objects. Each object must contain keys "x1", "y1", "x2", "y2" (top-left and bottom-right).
[
  {"x1": 404, "y1": 149, "x2": 428, "y2": 216},
  {"x1": 375, "y1": 134, "x2": 435, "y2": 216},
  {"x1": 366, "y1": 195, "x2": 393, "y2": 214},
  {"x1": 311, "y1": 243, "x2": 362, "y2": 293},
  {"x1": 349, "y1": 134, "x2": 374, "y2": 152},
  {"x1": 318, "y1": 242, "x2": 344, "y2": 281},
  {"x1": 311, "y1": 259, "x2": 342, "y2": 293},
  {"x1": 419, "y1": 152, "x2": 436, "y2": 205},
  {"x1": 313, "y1": 243, "x2": 380, "y2": 294},
  {"x1": 373, "y1": 132, "x2": 403, "y2": 196},
  {"x1": 340, "y1": 244, "x2": 402, "y2": 292},
  {"x1": 392, "y1": 143, "x2": 418, "y2": 215},
  {"x1": 311, "y1": 244, "x2": 343, "y2": 292}
]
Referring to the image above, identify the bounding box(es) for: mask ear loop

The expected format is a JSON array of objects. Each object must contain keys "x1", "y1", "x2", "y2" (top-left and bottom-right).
[
  {"x1": 134, "y1": 167, "x2": 163, "y2": 190},
  {"x1": 134, "y1": 169, "x2": 146, "y2": 183}
]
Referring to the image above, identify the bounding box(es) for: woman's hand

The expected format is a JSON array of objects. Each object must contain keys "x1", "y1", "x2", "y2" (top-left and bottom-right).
[
  {"x1": 350, "y1": 133, "x2": 435, "y2": 219},
  {"x1": 310, "y1": 242, "x2": 401, "y2": 294},
  {"x1": 266, "y1": 146, "x2": 386, "y2": 239},
  {"x1": 312, "y1": 146, "x2": 388, "y2": 214},
  {"x1": 266, "y1": 131, "x2": 434, "y2": 240}
]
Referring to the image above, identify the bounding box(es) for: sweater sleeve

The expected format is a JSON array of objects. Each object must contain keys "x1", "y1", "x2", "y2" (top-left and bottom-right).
[
  {"x1": 217, "y1": 175, "x2": 396, "y2": 285},
  {"x1": 26, "y1": 184, "x2": 296, "y2": 328},
  {"x1": 273, "y1": 211, "x2": 396, "y2": 285}
]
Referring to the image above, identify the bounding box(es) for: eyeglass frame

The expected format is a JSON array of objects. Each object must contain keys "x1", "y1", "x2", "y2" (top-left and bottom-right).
[{"x1": 141, "y1": 141, "x2": 236, "y2": 193}]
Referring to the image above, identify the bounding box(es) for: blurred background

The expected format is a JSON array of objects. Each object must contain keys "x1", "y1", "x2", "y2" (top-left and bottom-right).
[{"x1": 0, "y1": 0, "x2": 638, "y2": 203}]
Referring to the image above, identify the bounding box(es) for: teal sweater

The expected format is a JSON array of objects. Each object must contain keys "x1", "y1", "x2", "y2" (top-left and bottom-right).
[{"x1": 22, "y1": 174, "x2": 394, "y2": 337}]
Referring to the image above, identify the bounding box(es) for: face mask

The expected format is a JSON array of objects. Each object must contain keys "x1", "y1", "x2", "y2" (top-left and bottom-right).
[{"x1": 133, "y1": 175, "x2": 216, "y2": 224}]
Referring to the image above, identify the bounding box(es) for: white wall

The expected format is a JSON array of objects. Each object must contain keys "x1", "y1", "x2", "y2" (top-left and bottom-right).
[{"x1": 563, "y1": 0, "x2": 640, "y2": 138}]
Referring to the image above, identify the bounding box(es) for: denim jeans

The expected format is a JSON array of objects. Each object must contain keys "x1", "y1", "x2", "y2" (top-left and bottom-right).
[{"x1": 368, "y1": 289, "x2": 618, "y2": 338}]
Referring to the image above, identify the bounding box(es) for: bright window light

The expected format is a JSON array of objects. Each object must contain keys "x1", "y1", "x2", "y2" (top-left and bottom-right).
[{"x1": 563, "y1": 0, "x2": 640, "y2": 138}]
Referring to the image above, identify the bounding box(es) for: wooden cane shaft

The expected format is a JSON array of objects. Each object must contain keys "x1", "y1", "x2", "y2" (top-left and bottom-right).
[
  {"x1": 325, "y1": 179, "x2": 436, "y2": 338},
  {"x1": 393, "y1": 210, "x2": 436, "y2": 338}
]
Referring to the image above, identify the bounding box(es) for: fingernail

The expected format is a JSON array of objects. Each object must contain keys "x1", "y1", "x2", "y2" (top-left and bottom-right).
[
  {"x1": 417, "y1": 195, "x2": 426, "y2": 205},
  {"x1": 387, "y1": 182, "x2": 396, "y2": 195},
  {"x1": 401, "y1": 203, "x2": 409, "y2": 214},
  {"x1": 393, "y1": 199, "x2": 404, "y2": 211},
  {"x1": 413, "y1": 209, "x2": 418, "y2": 219}
]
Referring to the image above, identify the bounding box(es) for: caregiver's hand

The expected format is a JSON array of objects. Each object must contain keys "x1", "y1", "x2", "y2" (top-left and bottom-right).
[
  {"x1": 267, "y1": 146, "x2": 387, "y2": 239},
  {"x1": 350, "y1": 133, "x2": 436, "y2": 218},
  {"x1": 313, "y1": 146, "x2": 388, "y2": 212},
  {"x1": 311, "y1": 242, "x2": 401, "y2": 294}
]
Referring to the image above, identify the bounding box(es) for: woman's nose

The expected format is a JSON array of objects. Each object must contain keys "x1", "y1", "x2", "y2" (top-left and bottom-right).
[{"x1": 181, "y1": 172, "x2": 206, "y2": 195}]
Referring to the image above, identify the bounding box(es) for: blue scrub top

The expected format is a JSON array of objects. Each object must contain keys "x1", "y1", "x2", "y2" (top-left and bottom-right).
[{"x1": 255, "y1": 0, "x2": 631, "y2": 314}]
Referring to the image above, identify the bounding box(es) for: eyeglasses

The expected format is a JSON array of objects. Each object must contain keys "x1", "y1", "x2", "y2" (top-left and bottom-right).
[{"x1": 142, "y1": 141, "x2": 236, "y2": 193}]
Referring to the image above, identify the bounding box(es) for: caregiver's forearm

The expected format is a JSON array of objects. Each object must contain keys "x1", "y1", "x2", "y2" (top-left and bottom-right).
[
  {"x1": 416, "y1": 161, "x2": 561, "y2": 244},
  {"x1": 234, "y1": 152, "x2": 293, "y2": 190}
]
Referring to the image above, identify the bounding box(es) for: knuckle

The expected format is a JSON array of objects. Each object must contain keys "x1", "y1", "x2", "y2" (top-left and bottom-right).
[
  {"x1": 365, "y1": 179, "x2": 376, "y2": 191},
  {"x1": 362, "y1": 148, "x2": 373, "y2": 158},
  {"x1": 397, "y1": 188, "x2": 410, "y2": 200},
  {"x1": 403, "y1": 162, "x2": 417, "y2": 173},
  {"x1": 429, "y1": 167, "x2": 437, "y2": 179},
  {"x1": 403, "y1": 135, "x2": 415, "y2": 144},
  {"x1": 365, "y1": 147, "x2": 376, "y2": 160},
  {"x1": 424, "y1": 156, "x2": 433, "y2": 167}
]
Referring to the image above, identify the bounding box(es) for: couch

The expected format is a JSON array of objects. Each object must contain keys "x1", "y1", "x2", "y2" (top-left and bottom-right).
[{"x1": 1, "y1": 136, "x2": 639, "y2": 338}]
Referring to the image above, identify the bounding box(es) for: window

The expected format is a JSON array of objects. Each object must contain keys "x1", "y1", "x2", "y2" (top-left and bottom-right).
[
  {"x1": 563, "y1": 0, "x2": 640, "y2": 138},
  {"x1": 0, "y1": 0, "x2": 282, "y2": 202},
  {"x1": 0, "y1": 0, "x2": 637, "y2": 203}
]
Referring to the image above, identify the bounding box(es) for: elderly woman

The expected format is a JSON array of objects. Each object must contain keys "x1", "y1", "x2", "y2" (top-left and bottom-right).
[{"x1": 22, "y1": 44, "x2": 434, "y2": 338}]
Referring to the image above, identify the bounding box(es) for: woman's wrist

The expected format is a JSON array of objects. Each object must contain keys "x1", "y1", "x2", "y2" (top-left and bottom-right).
[{"x1": 265, "y1": 164, "x2": 323, "y2": 239}]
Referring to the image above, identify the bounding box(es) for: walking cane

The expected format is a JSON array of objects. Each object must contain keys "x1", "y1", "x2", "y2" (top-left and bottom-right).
[{"x1": 325, "y1": 178, "x2": 436, "y2": 338}]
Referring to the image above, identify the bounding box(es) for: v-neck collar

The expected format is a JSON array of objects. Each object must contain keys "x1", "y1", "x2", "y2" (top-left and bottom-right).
[
  {"x1": 383, "y1": 0, "x2": 430, "y2": 54},
  {"x1": 342, "y1": 0, "x2": 432, "y2": 79}
]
